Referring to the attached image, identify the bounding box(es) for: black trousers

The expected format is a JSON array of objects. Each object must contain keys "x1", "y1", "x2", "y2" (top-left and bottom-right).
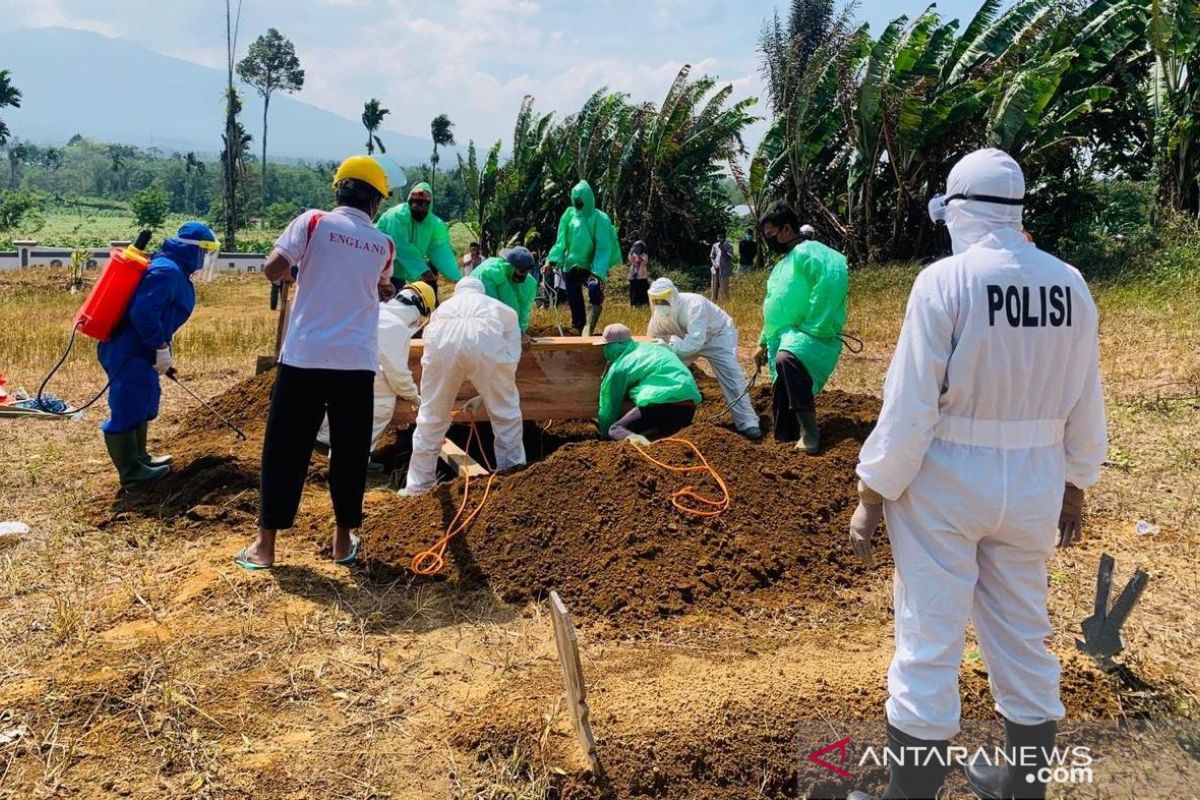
[
  {"x1": 629, "y1": 278, "x2": 650, "y2": 307},
  {"x1": 608, "y1": 402, "x2": 696, "y2": 441},
  {"x1": 772, "y1": 349, "x2": 815, "y2": 443},
  {"x1": 564, "y1": 268, "x2": 604, "y2": 331},
  {"x1": 260, "y1": 364, "x2": 374, "y2": 530}
]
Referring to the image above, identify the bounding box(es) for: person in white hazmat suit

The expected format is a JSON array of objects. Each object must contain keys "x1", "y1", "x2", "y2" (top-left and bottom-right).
[
  {"x1": 646, "y1": 278, "x2": 762, "y2": 439},
  {"x1": 317, "y1": 281, "x2": 436, "y2": 454},
  {"x1": 846, "y1": 149, "x2": 1107, "y2": 800},
  {"x1": 401, "y1": 277, "x2": 526, "y2": 497}
]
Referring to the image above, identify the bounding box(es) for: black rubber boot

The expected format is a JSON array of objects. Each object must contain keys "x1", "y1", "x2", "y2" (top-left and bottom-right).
[
  {"x1": 582, "y1": 304, "x2": 602, "y2": 337},
  {"x1": 796, "y1": 410, "x2": 821, "y2": 455},
  {"x1": 965, "y1": 719, "x2": 1057, "y2": 800},
  {"x1": 847, "y1": 723, "x2": 952, "y2": 800},
  {"x1": 105, "y1": 432, "x2": 170, "y2": 487},
  {"x1": 135, "y1": 421, "x2": 172, "y2": 468}
]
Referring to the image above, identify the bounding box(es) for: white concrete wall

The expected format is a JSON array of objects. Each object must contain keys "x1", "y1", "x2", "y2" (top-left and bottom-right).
[{"x1": 0, "y1": 241, "x2": 264, "y2": 273}]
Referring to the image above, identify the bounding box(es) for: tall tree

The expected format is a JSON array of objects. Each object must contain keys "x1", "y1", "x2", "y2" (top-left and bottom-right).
[
  {"x1": 223, "y1": 0, "x2": 245, "y2": 248},
  {"x1": 362, "y1": 99, "x2": 389, "y2": 155},
  {"x1": 7, "y1": 142, "x2": 28, "y2": 191},
  {"x1": 237, "y1": 28, "x2": 305, "y2": 209},
  {"x1": 184, "y1": 152, "x2": 206, "y2": 214},
  {"x1": 430, "y1": 113, "x2": 456, "y2": 195},
  {"x1": 0, "y1": 69, "x2": 22, "y2": 187}
]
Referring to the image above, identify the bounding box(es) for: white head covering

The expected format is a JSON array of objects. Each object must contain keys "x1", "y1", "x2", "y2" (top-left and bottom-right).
[
  {"x1": 944, "y1": 148, "x2": 1025, "y2": 255},
  {"x1": 454, "y1": 276, "x2": 486, "y2": 296},
  {"x1": 648, "y1": 277, "x2": 677, "y2": 301}
]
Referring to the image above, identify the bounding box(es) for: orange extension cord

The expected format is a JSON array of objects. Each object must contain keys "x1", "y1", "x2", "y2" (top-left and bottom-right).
[
  {"x1": 410, "y1": 412, "x2": 498, "y2": 577},
  {"x1": 629, "y1": 437, "x2": 731, "y2": 518}
]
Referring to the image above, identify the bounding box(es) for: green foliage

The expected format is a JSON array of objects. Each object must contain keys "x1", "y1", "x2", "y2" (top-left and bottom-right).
[
  {"x1": 467, "y1": 67, "x2": 756, "y2": 264},
  {"x1": 362, "y1": 99, "x2": 389, "y2": 155},
  {"x1": 264, "y1": 201, "x2": 302, "y2": 228},
  {"x1": 0, "y1": 190, "x2": 38, "y2": 232},
  {"x1": 129, "y1": 187, "x2": 169, "y2": 229},
  {"x1": 238, "y1": 27, "x2": 306, "y2": 209},
  {"x1": 0, "y1": 68, "x2": 21, "y2": 149},
  {"x1": 754, "y1": 0, "x2": 1189, "y2": 263}
]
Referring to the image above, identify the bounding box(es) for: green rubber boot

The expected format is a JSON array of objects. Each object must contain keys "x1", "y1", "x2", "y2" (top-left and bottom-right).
[
  {"x1": 135, "y1": 422, "x2": 172, "y2": 468},
  {"x1": 105, "y1": 431, "x2": 170, "y2": 487}
]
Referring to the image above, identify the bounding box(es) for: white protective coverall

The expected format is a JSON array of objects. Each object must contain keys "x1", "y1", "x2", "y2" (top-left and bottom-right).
[
  {"x1": 405, "y1": 278, "x2": 525, "y2": 495},
  {"x1": 646, "y1": 278, "x2": 759, "y2": 433},
  {"x1": 856, "y1": 149, "x2": 1108, "y2": 742},
  {"x1": 317, "y1": 298, "x2": 422, "y2": 452}
]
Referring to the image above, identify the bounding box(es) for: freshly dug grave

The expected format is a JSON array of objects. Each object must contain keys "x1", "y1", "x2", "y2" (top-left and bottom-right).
[{"x1": 359, "y1": 390, "x2": 880, "y2": 625}]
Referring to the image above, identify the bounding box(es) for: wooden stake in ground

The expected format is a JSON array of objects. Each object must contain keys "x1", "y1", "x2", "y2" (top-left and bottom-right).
[
  {"x1": 549, "y1": 591, "x2": 600, "y2": 774},
  {"x1": 439, "y1": 438, "x2": 488, "y2": 479}
]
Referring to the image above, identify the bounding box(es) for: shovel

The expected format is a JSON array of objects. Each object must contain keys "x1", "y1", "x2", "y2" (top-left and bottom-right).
[{"x1": 255, "y1": 280, "x2": 292, "y2": 374}]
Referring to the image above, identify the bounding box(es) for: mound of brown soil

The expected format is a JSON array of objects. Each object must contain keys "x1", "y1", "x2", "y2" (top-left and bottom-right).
[{"x1": 360, "y1": 390, "x2": 879, "y2": 625}]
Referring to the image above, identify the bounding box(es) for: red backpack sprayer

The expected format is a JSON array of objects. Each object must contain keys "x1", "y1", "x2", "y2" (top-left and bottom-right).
[{"x1": 32, "y1": 229, "x2": 245, "y2": 439}]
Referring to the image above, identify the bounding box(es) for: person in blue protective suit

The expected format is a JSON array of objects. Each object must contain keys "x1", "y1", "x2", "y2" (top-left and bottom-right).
[{"x1": 97, "y1": 221, "x2": 219, "y2": 487}]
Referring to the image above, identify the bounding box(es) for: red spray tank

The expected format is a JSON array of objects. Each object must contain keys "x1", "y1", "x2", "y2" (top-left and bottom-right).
[{"x1": 73, "y1": 229, "x2": 154, "y2": 342}]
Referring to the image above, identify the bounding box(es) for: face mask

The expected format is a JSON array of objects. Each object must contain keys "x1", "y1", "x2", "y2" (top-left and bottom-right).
[
  {"x1": 511, "y1": 270, "x2": 528, "y2": 284},
  {"x1": 653, "y1": 304, "x2": 671, "y2": 317},
  {"x1": 764, "y1": 232, "x2": 794, "y2": 255},
  {"x1": 928, "y1": 194, "x2": 949, "y2": 227},
  {"x1": 573, "y1": 200, "x2": 584, "y2": 211}
]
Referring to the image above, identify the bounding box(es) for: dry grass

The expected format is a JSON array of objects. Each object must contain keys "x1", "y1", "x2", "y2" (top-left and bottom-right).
[{"x1": 0, "y1": 264, "x2": 1198, "y2": 798}]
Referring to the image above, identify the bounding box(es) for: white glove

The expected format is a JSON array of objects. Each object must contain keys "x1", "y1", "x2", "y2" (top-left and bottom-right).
[
  {"x1": 462, "y1": 395, "x2": 485, "y2": 415},
  {"x1": 848, "y1": 480, "x2": 885, "y2": 568},
  {"x1": 668, "y1": 335, "x2": 683, "y2": 350},
  {"x1": 154, "y1": 346, "x2": 174, "y2": 376},
  {"x1": 624, "y1": 434, "x2": 652, "y2": 448}
]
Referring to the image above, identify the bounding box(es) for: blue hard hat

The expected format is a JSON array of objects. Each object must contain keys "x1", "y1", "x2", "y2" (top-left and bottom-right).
[{"x1": 177, "y1": 221, "x2": 217, "y2": 243}]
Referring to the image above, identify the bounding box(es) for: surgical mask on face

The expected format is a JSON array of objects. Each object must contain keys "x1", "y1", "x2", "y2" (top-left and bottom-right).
[
  {"x1": 928, "y1": 194, "x2": 949, "y2": 227},
  {"x1": 652, "y1": 303, "x2": 671, "y2": 317}
]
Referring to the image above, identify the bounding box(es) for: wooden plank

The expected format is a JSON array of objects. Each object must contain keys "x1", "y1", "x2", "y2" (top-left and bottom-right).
[
  {"x1": 439, "y1": 438, "x2": 488, "y2": 479},
  {"x1": 549, "y1": 591, "x2": 600, "y2": 774},
  {"x1": 394, "y1": 336, "x2": 650, "y2": 425}
]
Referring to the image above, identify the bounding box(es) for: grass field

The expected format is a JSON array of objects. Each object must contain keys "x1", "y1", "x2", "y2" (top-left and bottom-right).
[{"x1": 1, "y1": 262, "x2": 1198, "y2": 798}]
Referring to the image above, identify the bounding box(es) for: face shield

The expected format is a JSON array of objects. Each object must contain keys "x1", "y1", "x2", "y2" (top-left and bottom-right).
[
  {"x1": 928, "y1": 194, "x2": 949, "y2": 227},
  {"x1": 179, "y1": 237, "x2": 222, "y2": 282}
]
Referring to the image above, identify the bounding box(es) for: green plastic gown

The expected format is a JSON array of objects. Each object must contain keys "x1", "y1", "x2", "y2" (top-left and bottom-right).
[
  {"x1": 376, "y1": 183, "x2": 461, "y2": 282},
  {"x1": 597, "y1": 340, "x2": 702, "y2": 436},
  {"x1": 758, "y1": 240, "x2": 849, "y2": 393},
  {"x1": 547, "y1": 181, "x2": 616, "y2": 280},
  {"x1": 472, "y1": 257, "x2": 537, "y2": 333}
]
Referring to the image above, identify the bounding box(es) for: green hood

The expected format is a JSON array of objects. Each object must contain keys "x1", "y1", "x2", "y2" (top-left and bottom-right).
[
  {"x1": 603, "y1": 339, "x2": 635, "y2": 363},
  {"x1": 409, "y1": 182, "x2": 435, "y2": 210},
  {"x1": 571, "y1": 181, "x2": 596, "y2": 217}
]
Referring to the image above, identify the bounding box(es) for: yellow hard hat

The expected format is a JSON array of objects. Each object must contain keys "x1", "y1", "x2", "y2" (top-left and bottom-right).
[
  {"x1": 402, "y1": 281, "x2": 438, "y2": 318},
  {"x1": 333, "y1": 156, "x2": 389, "y2": 199}
]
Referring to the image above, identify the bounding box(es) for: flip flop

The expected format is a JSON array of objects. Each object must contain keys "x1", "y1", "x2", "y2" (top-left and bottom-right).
[
  {"x1": 334, "y1": 534, "x2": 360, "y2": 567},
  {"x1": 234, "y1": 547, "x2": 272, "y2": 571}
]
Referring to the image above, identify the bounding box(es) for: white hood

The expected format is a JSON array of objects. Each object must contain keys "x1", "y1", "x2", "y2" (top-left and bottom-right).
[{"x1": 944, "y1": 148, "x2": 1025, "y2": 255}]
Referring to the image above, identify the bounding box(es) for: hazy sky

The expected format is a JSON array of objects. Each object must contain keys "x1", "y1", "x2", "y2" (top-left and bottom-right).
[{"x1": 0, "y1": 0, "x2": 995, "y2": 149}]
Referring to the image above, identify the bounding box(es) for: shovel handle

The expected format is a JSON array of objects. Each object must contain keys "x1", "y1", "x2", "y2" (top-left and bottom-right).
[{"x1": 274, "y1": 281, "x2": 291, "y2": 360}]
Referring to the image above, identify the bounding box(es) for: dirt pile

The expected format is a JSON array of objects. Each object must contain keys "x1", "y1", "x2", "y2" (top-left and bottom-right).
[
  {"x1": 89, "y1": 370, "x2": 279, "y2": 526},
  {"x1": 360, "y1": 390, "x2": 879, "y2": 625}
]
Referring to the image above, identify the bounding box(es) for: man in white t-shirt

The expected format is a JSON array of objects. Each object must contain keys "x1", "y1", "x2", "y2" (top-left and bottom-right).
[{"x1": 236, "y1": 155, "x2": 396, "y2": 571}]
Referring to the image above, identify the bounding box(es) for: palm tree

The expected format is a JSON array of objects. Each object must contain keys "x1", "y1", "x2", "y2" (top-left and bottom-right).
[
  {"x1": 362, "y1": 99, "x2": 389, "y2": 155},
  {"x1": 430, "y1": 113, "x2": 456, "y2": 195},
  {"x1": 185, "y1": 152, "x2": 206, "y2": 214},
  {"x1": 0, "y1": 69, "x2": 22, "y2": 187}
]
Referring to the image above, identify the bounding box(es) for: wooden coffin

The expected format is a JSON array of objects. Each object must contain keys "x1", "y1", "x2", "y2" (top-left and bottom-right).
[{"x1": 392, "y1": 336, "x2": 647, "y2": 424}]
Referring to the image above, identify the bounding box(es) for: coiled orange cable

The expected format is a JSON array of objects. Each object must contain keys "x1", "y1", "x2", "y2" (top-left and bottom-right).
[
  {"x1": 410, "y1": 408, "x2": 498, "y2": 576},
  {"x1": 629, "y1": 437, "x2": 731, "y2": 517}
]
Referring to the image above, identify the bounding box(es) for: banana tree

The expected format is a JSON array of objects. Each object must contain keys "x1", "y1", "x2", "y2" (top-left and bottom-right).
[
  {"x1": 458, "y1": 139, "x2": 503, "y2": 252},
  {"x1": 1149, "y1": 0, "x2": 1200, "y2": 214}
]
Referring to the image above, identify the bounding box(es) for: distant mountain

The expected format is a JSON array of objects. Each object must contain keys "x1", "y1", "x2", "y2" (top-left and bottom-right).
[{"x1": 0, "y1": 27, "x2": 432, "y2": 163}]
